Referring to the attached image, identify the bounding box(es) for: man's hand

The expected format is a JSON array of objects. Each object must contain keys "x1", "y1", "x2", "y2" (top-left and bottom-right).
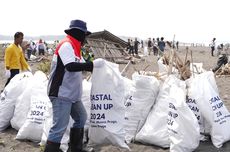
[{"x1": 93, "y1": 58, "x2": 105, "y2": 68}]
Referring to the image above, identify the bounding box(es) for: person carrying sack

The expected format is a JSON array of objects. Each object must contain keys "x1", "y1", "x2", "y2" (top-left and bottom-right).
[{"x1": 44, "y1": 19, "x2": 104, "y2": 152}]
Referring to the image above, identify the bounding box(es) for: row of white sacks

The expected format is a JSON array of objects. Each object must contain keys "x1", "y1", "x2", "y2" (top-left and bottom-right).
[{"x1": 0, "y1": 59, "x2": 230, "y2": 152}]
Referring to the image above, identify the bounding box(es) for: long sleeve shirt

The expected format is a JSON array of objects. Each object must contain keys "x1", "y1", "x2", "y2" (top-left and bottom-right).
[
  {"x1": 48, "y1": 39, "x2": 93, "y2": 102},
  {"x1": 4, "y1": 43, "x2": 29, "y2": 71}
]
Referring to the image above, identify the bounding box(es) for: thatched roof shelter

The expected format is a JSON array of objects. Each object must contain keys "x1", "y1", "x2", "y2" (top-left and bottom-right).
[{"x1": 86, "y1": 30, "x2": 129, "y2": 63}]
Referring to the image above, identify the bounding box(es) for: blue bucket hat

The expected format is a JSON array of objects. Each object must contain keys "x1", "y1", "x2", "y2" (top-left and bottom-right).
[{"x1": 64, "y1": 19, "x2": 91, "y2": 35}]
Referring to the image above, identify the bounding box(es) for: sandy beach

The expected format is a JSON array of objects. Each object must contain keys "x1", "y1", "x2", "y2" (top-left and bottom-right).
[{"x1": 1, "y1": 45, "x2": 230, "y2": 152}]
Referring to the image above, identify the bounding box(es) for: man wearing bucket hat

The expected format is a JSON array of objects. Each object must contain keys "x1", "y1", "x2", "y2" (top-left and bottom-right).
[{"x1": 44, "y1": 19, "x2": 103, "y2": 152}]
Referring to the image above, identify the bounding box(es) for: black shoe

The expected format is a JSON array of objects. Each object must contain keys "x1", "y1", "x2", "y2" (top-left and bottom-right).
[{"x1": 44, "y1": 141, "x2": 62, "y2": 152}]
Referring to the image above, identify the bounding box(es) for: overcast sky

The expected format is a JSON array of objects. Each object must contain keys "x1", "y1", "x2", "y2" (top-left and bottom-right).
[{"x1": 0, "y1": 0, "x2": 229, "y2": 43}]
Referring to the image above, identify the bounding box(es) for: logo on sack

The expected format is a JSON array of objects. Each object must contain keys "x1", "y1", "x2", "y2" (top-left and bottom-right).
[{"x1": 91, "y1": 94, "x2": 112, "y2": 101}]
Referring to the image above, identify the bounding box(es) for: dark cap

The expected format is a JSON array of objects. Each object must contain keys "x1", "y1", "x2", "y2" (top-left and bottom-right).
[{"x1": 64, "y1": 19, "x2": 91, "y2": 35}]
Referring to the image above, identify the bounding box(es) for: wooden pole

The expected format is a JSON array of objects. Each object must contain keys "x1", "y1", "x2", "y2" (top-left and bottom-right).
[{"x1": 121, "y1": 60, "x2": 131, "y2": 76}]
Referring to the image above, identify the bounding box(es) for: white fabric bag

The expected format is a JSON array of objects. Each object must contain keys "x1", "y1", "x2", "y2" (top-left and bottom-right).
[
  {"x1": 0, "y1": 72, "x2": 32, "y2": 131},
  {"x1": 10, "y1": 76, "x2": 34, "y2": 130},
  {"x1": 16, "y1": 71, "x2": 49, "y2": 142},
  {"x1": 167, "y1": 75, "x2": 200, "y2": 152},
  {"x1": 88, "y1": 60, "x2": 129, "y2": 149},
  {"x1": 191, "y1": 71, "x2": 230, "y2": 148},
  {"x1": 125, "y1": 72, "x2": 160, "y2": 143},
  {"x1": 82, "y1": 79, "x2": 92, "y2": 142},
  {"x1": 135, "y1": 78, "x2": 170, "y2": 148},
  {"x1": 158, "y1": 57, "x2": 169, "y2": 74},
  {"x1": 122, "y1": 76, "x2": 134, "y2": 103},
  {"x1": 185, "y1": 78, "x2": 207, "y2": 140},
  {"x1": 82, "y1": 79, "x2": 92, "y2": 126},
  {"x1": 135, "y1": 79, "x2": 170, "y2": 148}
]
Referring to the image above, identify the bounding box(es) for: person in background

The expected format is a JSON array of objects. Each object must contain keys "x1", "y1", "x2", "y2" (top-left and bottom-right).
[
  {"x1": 141, "y1": 40, "x2": 144, "y2": 48},
  {"x1": 27, "y1": 40, "x2": 35, "y2": 60},
  {"x1": 44, "y1": 19, "x2": 103, "y2": 152},
  {"x1": 152, "y1": 38, "x2": 158, "y2": 56},
  {"x1": 127, "y1": 38, "x2": 131, "y2": 54},
  {"x1": 210, "y1": 38, "x2": 216, "y2": 56},
  {"x1": 47, "y1": 47, "x2": 54, "y2": 55},
  {"x1": 37, "y1": 39, "x2": 46, "y2": 56},
  {"x1": 4, "y1": 32, "x2": 30, "y2": 87},
  {"x1": 130, "y1": 39, "x2": 134, "y2": 56},
  {"x1": 147, "y1": 38, "x2": 152, "y2": 55},
  {"x1": 158, "y1": 37, "x2": 166, "y2": 56},
  {"x1": 82, "y1": 45, "x2": 94, "y2": 62},
  {"x1": 21, "y1": 40, "x2": 30, "y2": 60},
  {"x1": 156, "y1": 37, "x2": 160, "y2": 48},
  {"x1": 134, "y1": 37, "x2": 140, "y2": 56},
  {"x1": 176, "y1": 41, "x2": 179, "y2": 51},
  {"x1": 31, "y1": 41, "x2": 37, "y2": 55}
]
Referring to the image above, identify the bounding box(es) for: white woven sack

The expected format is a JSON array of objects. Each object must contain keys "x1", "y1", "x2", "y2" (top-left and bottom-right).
[
  {"x1": 191, "y1": 71, "x2": 230, "y2": 148},
  {"x1": 88, "y1": 60, "x2": 129, "y2": 149},
  {"x1": 10, "y1": 76, "x2": 34, "y2": 130},
  {"x1": 135, "y1": 78, "x2": 170, "y2": 148},
  {"x1": 125, "y1": 72, "x2": 160, "y2": 143},
  {"x1": 0, "y1": 72, "x2": 32, "y2": 131},
  {"x1": 16, "y1": 71, "x2": 49, "y2": 142},
  {"x1": 82, "y1": 79, "x2": 92, "y2": 142},
  {"x1": 167, "y1": 75, "x2": 200, "y2": 152},
  {"x1": 185, "y1": 78, "x2": 206, "y2": 140}
]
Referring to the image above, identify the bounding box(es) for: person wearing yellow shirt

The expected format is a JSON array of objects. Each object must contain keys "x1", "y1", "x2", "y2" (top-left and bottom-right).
[{"x1": 4, "y1": 32, "x2": 30, "y2": 87}]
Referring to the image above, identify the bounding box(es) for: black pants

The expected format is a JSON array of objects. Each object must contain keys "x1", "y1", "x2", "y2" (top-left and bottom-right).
[
  {"x1": 153, "y1": 46, "x2": 158, "y2": 55},
  {"x1": 27, "y1": 49, "x2": 32, "y2": 59},
  {"x1": 211, "y1": 46, "x2": 215, "y2": 56},
  {"x1": 4, "y1": 69, "x2": 20, "y2": 87},
  {"x1": 39, "y1": 49, "x2": 45, "y2": 55},
  {"x1": 129, "y1": 46, "x2": 134, "y2": 55}
]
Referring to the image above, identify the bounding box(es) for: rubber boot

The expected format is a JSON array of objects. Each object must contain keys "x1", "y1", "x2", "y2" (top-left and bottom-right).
[
  {"x1": 69, "y1": 128, "x2": 84, "y2": 152},
  {"x1": 69, "y1": 128, "x2": 94, "y2": 152},
  {"x1": 44, "y1": 140, "x2": 62, "y2": 152}
]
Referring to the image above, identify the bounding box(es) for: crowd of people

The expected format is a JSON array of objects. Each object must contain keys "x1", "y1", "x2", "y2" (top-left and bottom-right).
[
  {"x1": 126, "y1": 37, "x2": 179, "y2": 58},
  {"x1": 25, "y1": 39, "x2": 53, "y2": 60},
  {"x1": 1, "y1": 38, "x2": 62, "y2": 62},
  {"x1": 125, "y1": 36, "x2": 229, "y2": 73}
]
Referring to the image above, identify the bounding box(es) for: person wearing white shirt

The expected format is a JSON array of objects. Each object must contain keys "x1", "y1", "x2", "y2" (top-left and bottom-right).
[{"x1": 210, "y1": 38, "x2": 216, "y2": 56}]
